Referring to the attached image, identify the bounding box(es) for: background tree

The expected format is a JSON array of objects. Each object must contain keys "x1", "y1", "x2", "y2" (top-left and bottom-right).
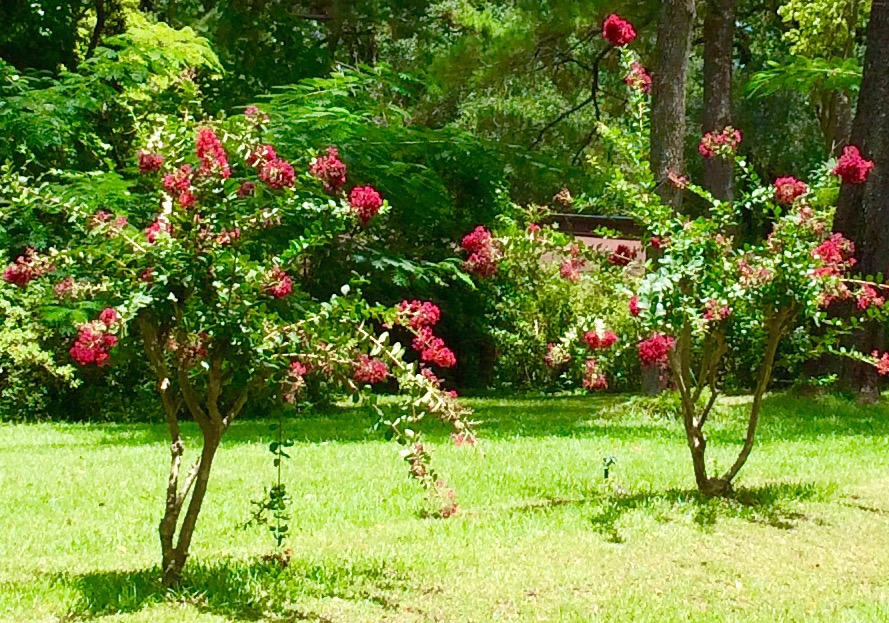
[
  {"x1": 650, "y1": 0, "x2": 695, "y2": 208},
  {"x1": 833, "y1": 0, "x2": 889, "y2": 397},
  {"x1": 702, "y1": 0, "x2": 736, "y2": 202}
]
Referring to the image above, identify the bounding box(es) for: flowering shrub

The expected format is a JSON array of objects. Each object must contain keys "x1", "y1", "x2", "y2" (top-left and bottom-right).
[
  {"x1": 459, "y1": 205, "x2": 640, "y2": 391},
  {"x1": 591, "y1": 37, "x2": 889, "y2": 496},
  {"x1": 3, "y1": 112, "x2": 471, "y2": 585}
]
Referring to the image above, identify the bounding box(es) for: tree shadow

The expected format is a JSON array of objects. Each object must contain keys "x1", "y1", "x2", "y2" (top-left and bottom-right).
[
  {"x1": 584, "y1": 481, "x2": 825, "y2": 543},
  {"x1": 58, "y1": 553, "x2": 418, "y2": 622}
]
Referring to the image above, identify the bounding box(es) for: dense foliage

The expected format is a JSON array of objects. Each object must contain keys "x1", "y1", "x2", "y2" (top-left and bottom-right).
[
  {"x1": 461, "y1": 38, "x2": 889, "y2": 496},
  {"x1": 3, "y1": 112, "x2": 474, "y2": 583}
]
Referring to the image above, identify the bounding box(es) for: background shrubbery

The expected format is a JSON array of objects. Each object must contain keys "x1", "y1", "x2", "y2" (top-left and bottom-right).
[{"x1": 0, "y1": 1, "x2": 883, "y2": 420}]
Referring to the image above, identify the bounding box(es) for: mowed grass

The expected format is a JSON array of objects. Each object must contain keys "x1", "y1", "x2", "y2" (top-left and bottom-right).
[{"x1": 3, "y1": 394, "x2": 889, "y2": 622}]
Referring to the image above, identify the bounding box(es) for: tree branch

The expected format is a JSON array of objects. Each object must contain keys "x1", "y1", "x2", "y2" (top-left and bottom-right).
[
  {"x1": 532, "y1": 46, "x2": 611, "y2": 148},
  {"x1": 86, "y1": 0, "x2": 106, "y2": 58}
]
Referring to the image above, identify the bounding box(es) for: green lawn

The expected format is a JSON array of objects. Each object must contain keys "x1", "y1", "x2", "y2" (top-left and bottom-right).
[{"x1": 3, "y1": 394, "x2": 889, "y2": 622}]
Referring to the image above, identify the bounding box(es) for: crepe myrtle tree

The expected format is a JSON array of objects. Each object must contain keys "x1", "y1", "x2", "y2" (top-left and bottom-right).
[
  {"x1": 587, "y1": 25, "x2": 889, "y2": 496},
  {"x1": 3, "y1": 110, "x2": 471, "y2": 586}
]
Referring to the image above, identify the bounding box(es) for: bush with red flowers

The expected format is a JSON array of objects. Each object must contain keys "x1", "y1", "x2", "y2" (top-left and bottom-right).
[
  {"x1": 457, "y1": 204, "x2": 641, "y2": 391},
  {"x1": 590, "y1": 55, "x2": 889, "y2": 497},
  {"x1": 3, "y1": 111, "x2": 471, "y2": 586}
]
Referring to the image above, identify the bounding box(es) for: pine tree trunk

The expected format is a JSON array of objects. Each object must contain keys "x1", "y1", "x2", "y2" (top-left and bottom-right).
[
  {"x1": 650, "y1": 0, "x2": 696, "y2": 210},
  {"x1": 832, "y1": 0, "x2": 889, "y2": 398},
  {"x1": 702, "y1": 0, "x2": 736, "y2": 202}
]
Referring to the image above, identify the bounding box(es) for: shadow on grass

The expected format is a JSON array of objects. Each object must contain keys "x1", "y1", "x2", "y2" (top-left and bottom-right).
[
  {"x1": 506, "y1": 481, "x2": 826, "y2": 543},
  {"x1": 585, "y1": 481, "x2": 825, "y2": 543},
  {"x1": 60, "y1": 554, "x2": 417, "y2": 622}
]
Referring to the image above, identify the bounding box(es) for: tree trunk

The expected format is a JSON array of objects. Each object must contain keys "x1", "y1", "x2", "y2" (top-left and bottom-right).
[
  {"x1": 702, "y1": 0, "x2": 736, "y2": 202},
  {"x1": 650, "y1": 0, "x2": 696, "y2": 210},
  {"x1": 161, "y1": 426, "x2": 222, "y2": 587},
  {"x1": 832, "y1": 0, "x2": 889, "y2": 397},
  {"x1": 820, "y1": 90, "x2": 854, "y2": 156},
  {"x1": 674, "y1": 315, "x2": 787, "y2": 497}
]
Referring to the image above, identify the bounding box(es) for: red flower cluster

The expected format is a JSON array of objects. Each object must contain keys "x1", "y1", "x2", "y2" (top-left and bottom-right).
[
  {"x1": 282, "y1": 361, "x2": 308, "y2": 404},
  {"x1": 259, "y1": 158, "x2": 296, "y2": 189},
  {"x1": 195, "y1": 127, "x2": 231, "y2": 178},
  {"x1": 164, "y1": 332, "x2": 210, "y2": 367},
  {"x1": 703, "y1": 299, "x2": 732, "y2": 321},
  {"x1": 544, "y1": 342, "x2": 571, "y2": 368},
  {"x1": 461, "y1": 226, "x2": 501, "y2": 278},
  {"x1": 584, "y1": 329, "x2": 618, "y2": 350},
  {"x1": 582, "y1": 358, "x2": 609, "y2": 391},
  {"x1": 559, "y1": 259, "x2": 584, "y2": 282},
  {"x1": 163, "y1": 165, "x2": 197, "y2": 208},
  {"x1": 609, "y1": 243, "x2": 638, "y2": 267},
  {"x1": 625, "y1": 63, "x2": 651, "y2": 93},
  {"x1": 811, "y1": 233, "x2": 856, "y2": 278},
  {"x1": 738, "y1": 257, "x2": 774, "y2": 288},
  {"x1": 246, "y1": 144, "x2": 296, "y2": 189},
  {"x1": 349, "y1": 186, "x2": 383, "y2": 225},
  {"x1": 833, "y1": 146, "x2": 874, "y2": 185},
  {"x1": 871, "y1": 351, "x2": 889, "y2": 376},
  {"x1": 560, "y1": 245, "x2": 587, "y2": 282},
  {"x1": 353, "y1": 354, "x2": 389, "y2": 384},
  {"x1": 397, "y1": 300, "x2": 441, "y2": 329},
  {"x1": 629, "y1": 296, "x2": 642, "y2": 317},
  {"x1": 857, "y1": 285, "x2": 885, "y2": 310},
  {"x1": 99, "y1": 307, "x2": 119, "y2": 325},
  {"x1": 2, "y1": 249, "x2": 54, "y2": 288},
  {"x1": 527, "y1": 223, "x2": 541, "y2": 235},
  {"x1": 69, "y1": 308, "x2": 120, "y2": 367},
  {"x1": 602, "y1": 14, "x2": 636, "y2": 47},
  {"x1": 138, "y1": 151, "x2": 163, "y2": 174},
  {"x1": 145, "y1": 216, "x2": 172, "y2": 243},
  {"x1": 667, "y1": 170, "x2": 689, "y2": 189},
  {"x1": 246, "y1": 144, "x2": 277, "y2": 167},
  {"x1": 773, "y1": 176, "x2": 808, "y2": 205},
  {"x1": 309, "y1": 147, "x2": 348, "y2": 195},
  {"x1": 412, "y1": 326, "x2": 457, "y2": 368},
  {"x1": 264, "y1": 266, "x2": 293, "y2": 298},
  {"x1": 638, "y1": 333, "x2": 675, "y2": 367},
  {"x1": 698, "y1": 127, "x2": 742, "y2": 159}
]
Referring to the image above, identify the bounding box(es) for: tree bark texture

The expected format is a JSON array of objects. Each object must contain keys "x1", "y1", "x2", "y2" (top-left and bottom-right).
[
  {"x1": 138, "y1": 316, "x2": 260, "y2": 587},
  {"x1": 832, "y1": 0, "x2": 889, "y2": 397},
  {"x1": 650, "y1": 0, "x2": 696, "y2": 210},
  {"x1": 702, "y1": 0, "x2": 736, "y2": 202}
]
